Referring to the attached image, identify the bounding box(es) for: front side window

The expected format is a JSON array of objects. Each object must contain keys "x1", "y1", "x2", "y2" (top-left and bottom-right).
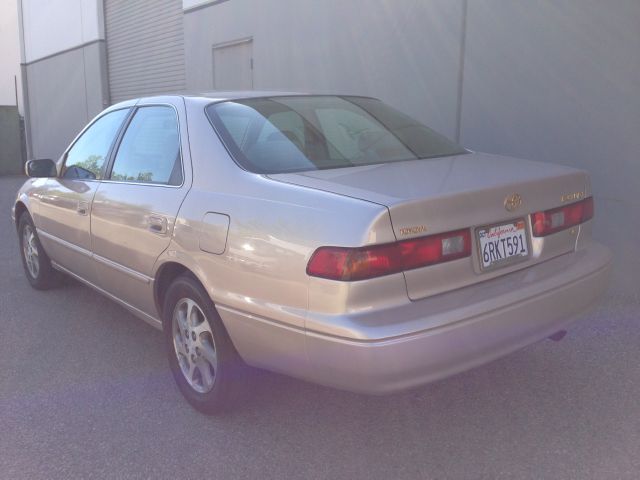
[
  {"x1": 63, "y1": 108, "x2": 130, "y2": 180},
  {"x1": 110, "y1": 106, "x2": 182, "y2": 185},
  {"x1": 206, "y1": 96, "x2": 467, "y2": 174}
]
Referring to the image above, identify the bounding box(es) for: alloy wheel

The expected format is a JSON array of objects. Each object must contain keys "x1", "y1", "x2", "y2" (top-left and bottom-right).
[
  {"x1": 172, "y1": 298, "x2": 218, "y2": 393},
  {"x1": 22, "y1": 224, "x2": 40, "y2": 279}
]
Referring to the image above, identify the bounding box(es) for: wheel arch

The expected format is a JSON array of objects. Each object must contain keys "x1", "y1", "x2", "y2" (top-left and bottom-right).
[
  {"x1": 14, "y1": 201, "x2": 29, "y2": 230},
  {"x1": 154, "y1": 260, "x2": 206, "y2": 320}
]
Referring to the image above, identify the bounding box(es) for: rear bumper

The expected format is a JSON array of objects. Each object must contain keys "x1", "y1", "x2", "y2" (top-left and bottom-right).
[{"x1": 303, "y1": 242, "x2": 612, "y2": 394}]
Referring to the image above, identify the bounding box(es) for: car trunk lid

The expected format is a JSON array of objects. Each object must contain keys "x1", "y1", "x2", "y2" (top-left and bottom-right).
[{"x1": 269, "y1": 152, "x2": 589, "y2": 300}]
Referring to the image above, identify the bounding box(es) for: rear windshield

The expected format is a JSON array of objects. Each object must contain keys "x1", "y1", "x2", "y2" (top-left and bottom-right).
[{"x1": 206, "y1": 95, "x2": 467, "y2": 174}]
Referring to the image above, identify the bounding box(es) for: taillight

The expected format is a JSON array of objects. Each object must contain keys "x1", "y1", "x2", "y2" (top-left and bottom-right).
[
  {"x1": 531, "y1": 197, "x2": 594, "y2": 237},
  {"x1": 306, "y1": 243, "x2": 403, "y2": 281},
  {"x1": 307, "y1": 229, "x2": 471, "y2": 281}
]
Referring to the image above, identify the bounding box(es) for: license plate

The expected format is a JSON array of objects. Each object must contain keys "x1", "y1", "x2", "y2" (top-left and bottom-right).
[{"x1": 477, "y1": 219, "x2": 529, "y2": 270}]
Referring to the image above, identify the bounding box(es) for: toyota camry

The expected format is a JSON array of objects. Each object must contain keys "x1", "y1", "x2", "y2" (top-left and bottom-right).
[{"x1": 12, "y1": 92, "x2": 612, "y2": 413}]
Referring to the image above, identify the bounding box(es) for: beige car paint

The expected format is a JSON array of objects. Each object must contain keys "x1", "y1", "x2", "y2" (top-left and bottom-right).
[{"x1": 13, "y1": 93, "x2": 612, "y2": 394}]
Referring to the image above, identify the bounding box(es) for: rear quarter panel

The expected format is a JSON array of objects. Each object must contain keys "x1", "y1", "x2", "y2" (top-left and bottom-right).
[{"x1": 170, "y1": 178, "x2": 395, "y2": 324}]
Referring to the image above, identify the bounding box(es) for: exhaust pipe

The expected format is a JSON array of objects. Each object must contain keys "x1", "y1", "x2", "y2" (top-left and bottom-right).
[{"x1": 548, "y1": 330, "x2": 567, "y2": 342}]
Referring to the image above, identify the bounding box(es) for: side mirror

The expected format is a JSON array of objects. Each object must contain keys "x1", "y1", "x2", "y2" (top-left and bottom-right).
[{"x1": 25, "y1": 159, "x2": 57, "y2": 178}]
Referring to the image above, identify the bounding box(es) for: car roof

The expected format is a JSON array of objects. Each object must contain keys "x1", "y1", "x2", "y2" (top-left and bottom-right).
[
  {"x1": 108, "y1": 91, "x2": 378, "y2": 110},
  {"x1": 184, "y1": 90, "x2": 308, "y2": 101}
]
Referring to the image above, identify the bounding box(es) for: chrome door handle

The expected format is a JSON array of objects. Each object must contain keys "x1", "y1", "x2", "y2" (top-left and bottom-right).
[
  {"x1": 148, "y1": 215, "x2": 168, "y2": 235},
  {"x1": 77, "y1": 201, "x2": 89, "y2": 216}
]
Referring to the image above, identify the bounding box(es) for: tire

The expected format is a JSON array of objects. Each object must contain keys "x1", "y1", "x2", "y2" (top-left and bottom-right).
[
  {"x1": 163, "y1": 275, "x2": 245, "y2": 414},
  {"x1": 18, "y1": 213, "x2": 56, "y2": 290}
]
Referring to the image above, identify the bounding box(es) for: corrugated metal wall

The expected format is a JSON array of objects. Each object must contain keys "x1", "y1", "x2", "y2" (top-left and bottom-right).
[{"x1": 105, "y1": 0, "x2": 186, "y2": 104}]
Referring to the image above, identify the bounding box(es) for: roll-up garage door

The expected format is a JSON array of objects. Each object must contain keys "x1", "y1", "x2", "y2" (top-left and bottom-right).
[{"x1": 105, "y1": 0, "x2": 186, "y2": 104}]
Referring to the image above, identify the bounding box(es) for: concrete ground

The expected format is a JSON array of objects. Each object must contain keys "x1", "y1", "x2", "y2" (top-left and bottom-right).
[{"x1": 0, "y1": 175, "x2": 638, "y2": 480}]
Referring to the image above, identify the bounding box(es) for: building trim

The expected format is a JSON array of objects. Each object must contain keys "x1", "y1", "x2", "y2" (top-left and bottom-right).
[
  {"x1": 17, "y1": 0, "x2": 32, "y2": 158},
  {"x1": 21, "y1": 39, "x2": 106, "y2": 67},
  {"x1": 184, "y1": 0, "x2": 231, "y2": 14},
  {"x1": 454, "y1": 0, "x2": 468, "y2": 143},
  {"x1": 19, "y1": 64, "x2": 31, "y2": 158},
  {"x1": 212, "y1": 36, "x2": 252, "y2": 50}
]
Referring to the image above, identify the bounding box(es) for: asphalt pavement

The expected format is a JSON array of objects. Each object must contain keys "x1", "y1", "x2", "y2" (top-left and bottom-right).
[{"x1": 0, "y1": 175, "x2": 638, "y2": 480}]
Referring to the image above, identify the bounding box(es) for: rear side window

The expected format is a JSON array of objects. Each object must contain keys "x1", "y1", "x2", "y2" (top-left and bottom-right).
[
  {"x1": 63, "y1": 108, "x2": 129, "y2": 180},
  {"x1": 110, "y1": 106, "x2": 182, "y2": 185}
]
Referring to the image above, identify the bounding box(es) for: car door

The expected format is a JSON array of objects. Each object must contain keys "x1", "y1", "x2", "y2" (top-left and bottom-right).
[
  {"x1": 90, "y1": 98, "x2": 191, "y2": 317},
  {"x1": 33, "y1": 107, "x2": 131, "y2": 282}
]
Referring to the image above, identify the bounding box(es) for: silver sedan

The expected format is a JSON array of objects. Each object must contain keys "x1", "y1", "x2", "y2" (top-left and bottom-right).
[{"x1": 12, "y1": 92, "x2": 612, "y2": 413}]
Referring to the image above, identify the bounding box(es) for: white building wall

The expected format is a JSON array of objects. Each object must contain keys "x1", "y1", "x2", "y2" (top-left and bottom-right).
[
  {"x1": 0, "y1": 0, "x2": 23, "y2": 112},
  {"x1": 461, "y1": 0, "x2": 640, "y2": 293},
  {"x1": 20, "y1": 0, "x2": 108, "y2": 160},
  {"x1": 21, "y1": 0, "x2": 104, "y2": 63},
  {"x1": 184, "y1": 0, "x2": 465, "y2": 140}
]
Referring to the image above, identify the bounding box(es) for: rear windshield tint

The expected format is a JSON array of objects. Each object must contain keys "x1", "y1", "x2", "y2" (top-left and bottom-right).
[{"x1": 206, "y1": 95, "x2": 467, "y2": 174}]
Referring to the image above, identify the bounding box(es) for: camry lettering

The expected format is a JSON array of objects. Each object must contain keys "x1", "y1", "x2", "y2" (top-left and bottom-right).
[{"x1": 561, "y1": 191, "x2": 586, "y2": 203}]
